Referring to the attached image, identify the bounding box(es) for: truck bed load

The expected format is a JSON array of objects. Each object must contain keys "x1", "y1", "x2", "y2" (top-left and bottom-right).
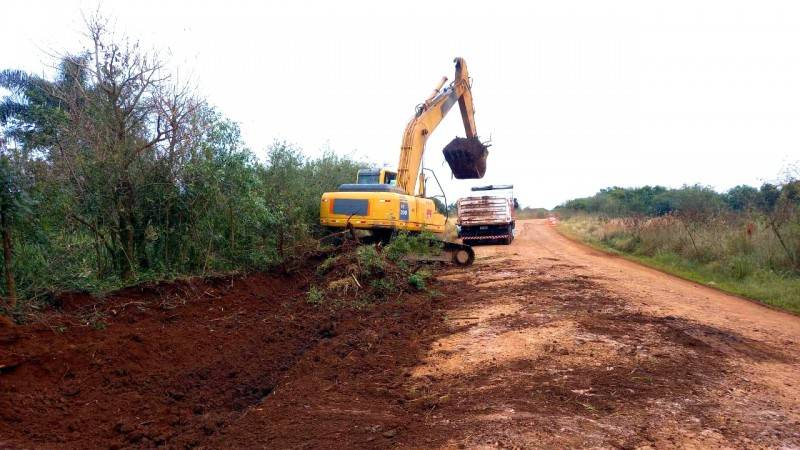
[{"x1": 457, "y1": 196, "x2": 513, "y2": 226}]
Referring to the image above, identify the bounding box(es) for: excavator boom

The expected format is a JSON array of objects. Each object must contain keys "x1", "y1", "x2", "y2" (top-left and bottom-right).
[
  {"x1": 396, "y1": 57, "x2": 487, "y2": 195},
  {"x1": 454, "y1": 58, "x2": 478, "y2": 139}
]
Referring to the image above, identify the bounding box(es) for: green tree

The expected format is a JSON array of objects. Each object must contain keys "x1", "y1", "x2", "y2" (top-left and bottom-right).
[
  {"x1": 725, "y1": 185, "x2": 760, "y2": 211},
  {"x1": 0, "y1": 13, "x2": 369, "y2": 309},
  {"x1": 0, "y1": 152, "x2": 33, "y2": 309}
]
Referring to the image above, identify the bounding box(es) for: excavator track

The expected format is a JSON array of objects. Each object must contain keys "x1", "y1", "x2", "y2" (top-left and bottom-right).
[
  {"x1": 320, "y1": 229, "x2": 475, "y2": 267},
  {"x1": 442, "y1": 240, "x2": 475, "y2": 266},
  {"x1": 397, "y1": 237, "x2": 475, "y2": 266}
]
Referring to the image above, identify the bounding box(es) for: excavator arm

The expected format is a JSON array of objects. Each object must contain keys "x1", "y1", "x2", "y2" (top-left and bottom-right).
[
  {"x1": 454, "y1": 58, "x2": 478, "y2": 140},
  {"x1": 396, "y1": 57, "x2": 485, "y2": 195}
]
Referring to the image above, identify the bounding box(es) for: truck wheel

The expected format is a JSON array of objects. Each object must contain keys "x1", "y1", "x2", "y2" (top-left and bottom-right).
[{"x1": 504, "y1": 226, "x2": 514, "y2": 245}]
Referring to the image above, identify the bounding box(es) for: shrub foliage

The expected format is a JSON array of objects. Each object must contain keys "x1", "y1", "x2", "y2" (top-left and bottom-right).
[{"x1": 0, "y1": 17, "x2": 364, "y2": 313}]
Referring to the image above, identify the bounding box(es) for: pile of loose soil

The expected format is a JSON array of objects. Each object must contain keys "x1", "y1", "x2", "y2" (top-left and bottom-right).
[
  {"x1": 0, "y1": 261, "x2": 441, "y2": 449},
  {"x1": 204, "y1": 278, "x2": 444, "y2": 448},
  {"x1": 442, "y1": 136, "x2": 488, "y2": 179},
  {"x1": 0, "y1": 273, "x2": 318, "y2": 448},
  {"x1": 311, "y1": 240, "x2": 432, "y2": 306}
]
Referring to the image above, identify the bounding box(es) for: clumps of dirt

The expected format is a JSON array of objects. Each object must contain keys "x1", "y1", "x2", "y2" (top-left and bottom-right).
[
  {"x1": 203, "y1": 277, "x2": 444, "y2": 449},
  {"x1": 0, "y1": 315, "x2": 14, "y2": 329},
  {"x1": 310, "y1": 239, "x2": 434, "y2": 306},
  {"x1": 0, "y1": 270, "x2": 339, "y2": 448},
  {"x1": 0, "y1": 251, "x2": 449, "y2": 449},
  {"x1": 443, "y1": 136, "x2": 488, "y2": 179},
  {"x1": 399, "y1": 261, "x2": 799, "y2": 449}
]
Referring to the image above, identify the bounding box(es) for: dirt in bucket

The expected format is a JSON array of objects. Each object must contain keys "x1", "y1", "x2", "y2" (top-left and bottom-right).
[{"x1": 442, "y1": 136, "x2": 489, "y2": 179}]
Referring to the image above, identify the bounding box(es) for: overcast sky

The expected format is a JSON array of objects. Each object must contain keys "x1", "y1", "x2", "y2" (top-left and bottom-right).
[{"x1": 2, "y1": 1, "x2": 799, "y2": 208}]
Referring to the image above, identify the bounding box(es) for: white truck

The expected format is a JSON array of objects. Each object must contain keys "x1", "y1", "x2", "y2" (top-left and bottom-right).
[{"x1": 456, "y1": 185, "x2": 517, "y2": 245}]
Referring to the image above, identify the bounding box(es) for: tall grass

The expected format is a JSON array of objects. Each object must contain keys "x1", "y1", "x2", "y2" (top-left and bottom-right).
[{"x1": 560, "y1": 214, "x2": 800, "y2": 313}]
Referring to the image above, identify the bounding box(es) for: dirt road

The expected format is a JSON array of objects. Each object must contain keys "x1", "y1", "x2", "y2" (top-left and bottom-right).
[
  {"x1": 403, "y1": 219, "x2": 800, "y2": 448},
  {"x1": 2, "y1": 219, "x2": 798, "y2": 449},
  {"x1": 209, "y1": 219, "x2": 800, "y2": 448}
]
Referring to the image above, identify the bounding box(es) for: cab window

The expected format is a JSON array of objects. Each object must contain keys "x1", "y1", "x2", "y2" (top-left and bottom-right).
[{"x1": 357, "y1": 171, "x2": 380, "y2": 184}]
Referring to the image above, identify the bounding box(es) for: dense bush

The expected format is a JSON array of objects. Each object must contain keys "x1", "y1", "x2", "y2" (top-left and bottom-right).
[
  {"x1": 0, "y1": 18, "x2": 364, "y2": 314},
  {"x1": 557, "y1": 183, "x2": 799, "y2": 221},
  {"x1": 559, "y1": 185, "x2": 732, "y2": 218},
  {"x1": 517, "y1": 207, "x2": 550, "y2": 219}
]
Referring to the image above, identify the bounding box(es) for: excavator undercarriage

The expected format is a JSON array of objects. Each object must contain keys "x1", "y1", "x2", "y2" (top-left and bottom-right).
[{"x1": 320, "y1": 226, "x2": 475, "y2": 267}]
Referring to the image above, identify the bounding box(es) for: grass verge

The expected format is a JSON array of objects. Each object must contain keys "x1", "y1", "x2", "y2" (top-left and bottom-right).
[{"x1": 557, "y1": 221, "x2": 800, "y2": 315}]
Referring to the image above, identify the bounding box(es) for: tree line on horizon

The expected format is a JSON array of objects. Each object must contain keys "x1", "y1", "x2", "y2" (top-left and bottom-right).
[
  {"x1": 556, "y1": 180, "x2": 800, "y2": 275},
  {"x1": 556, "y1": 182, "x2": 799, "y2": 219}
]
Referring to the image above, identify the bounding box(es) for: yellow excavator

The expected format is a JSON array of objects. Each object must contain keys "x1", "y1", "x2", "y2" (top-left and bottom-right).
[{"x1": 319, "y1": 57, "x2": 488, "y2": 265}]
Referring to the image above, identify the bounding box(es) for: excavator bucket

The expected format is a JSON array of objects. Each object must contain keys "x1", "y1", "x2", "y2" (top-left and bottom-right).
[{"x1": 443, "y1": 137, "x2": 488, "y2": 179}]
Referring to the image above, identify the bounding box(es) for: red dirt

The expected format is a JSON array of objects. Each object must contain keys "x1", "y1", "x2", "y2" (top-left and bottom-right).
[
  {"x1": 0, "y1": 262, "x2": 449, "y2": 449},
  {"x1": 0, "y1": 269, "x2": 424, "y2": 449},
  {"x1": 2, "y1": 220, "x2": 799, "y2": 449}
]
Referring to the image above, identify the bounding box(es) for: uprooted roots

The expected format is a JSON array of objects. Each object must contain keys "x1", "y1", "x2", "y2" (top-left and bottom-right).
[{"x1": 311, "y1": 239, "x2": 434, "y2": 306}]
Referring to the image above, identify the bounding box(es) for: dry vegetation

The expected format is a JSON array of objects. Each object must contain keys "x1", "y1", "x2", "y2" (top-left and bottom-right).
[{"x1": 560, "y1": 213, "x2": 800, "y2": 313}]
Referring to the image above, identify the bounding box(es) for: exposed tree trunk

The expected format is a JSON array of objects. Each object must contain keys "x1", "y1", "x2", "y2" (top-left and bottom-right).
[
  {"x1": 92, "y1": 216, "x2": 106, "y2": 276},
  {"x1": 113, "y1": 176, "x2": 140, "y2": 280},
  {"x1": 69, "y1": 213, "x2": 116, "y2": 276},
  {"x1": 228, "y1": 205, "x2": 235, "y2": 253},
  {"x1": 277, "y1": 223, "x2": 285, "y2": 261},
  {"x1": 202, "y1": 232, "x2": 214, "y2": 276},
  {"x1": 115, "y1": 200, "x2": 136, "y2": 280},
  {"x1": 679, "y1": 218, "x2": 700, "y2": 256},
  {"x1": 1, "y1": 210, "x2": 17, "y2": 309},
  {"x1": 767, "y1": 218, "x2": 797, "y2": 269},
  {"x1": 123, "y1": 218, "x2": 136, "y2": 279}
]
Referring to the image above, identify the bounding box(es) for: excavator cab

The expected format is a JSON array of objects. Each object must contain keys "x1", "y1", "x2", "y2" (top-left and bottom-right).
[
  {"x1": 355, "y1": 168, "x2": 397, "y2": 186},
  {"x1": 335, "y1": 168, "x2": 403, "y2": 194}
]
